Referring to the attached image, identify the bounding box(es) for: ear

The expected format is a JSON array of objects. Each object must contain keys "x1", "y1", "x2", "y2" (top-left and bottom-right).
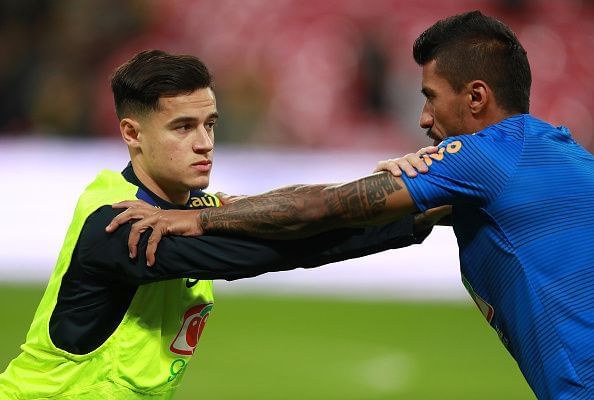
[
  {"x1": 467, "y1": 80, "x2": 489, "y2": 115},
  {"x1": 120, "y1": 118, "x2": 142, "y2": 148}
]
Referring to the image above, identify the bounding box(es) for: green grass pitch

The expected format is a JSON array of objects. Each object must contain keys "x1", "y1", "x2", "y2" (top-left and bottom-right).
[{"x1": 0, "y1": 285, "x2": 534, "y2": 399}]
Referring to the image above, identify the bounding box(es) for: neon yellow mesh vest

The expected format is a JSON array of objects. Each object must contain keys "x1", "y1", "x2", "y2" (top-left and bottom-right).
[{"x1": 0, "y1": 170, "x2": 216, "y2": 399}]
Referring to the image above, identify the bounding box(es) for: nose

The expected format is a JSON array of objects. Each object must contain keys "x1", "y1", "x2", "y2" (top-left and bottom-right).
[
  {"x1": 192, "y1": 126, "x2": 214, "y2": 154},
  {"x1": 419, "y1": 101, "x2": 433, "y2": 129}
]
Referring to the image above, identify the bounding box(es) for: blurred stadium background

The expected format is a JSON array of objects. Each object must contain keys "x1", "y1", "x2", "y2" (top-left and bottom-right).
[{"x1": 2, "y1": 0, "x2": 593, "y2": 398}]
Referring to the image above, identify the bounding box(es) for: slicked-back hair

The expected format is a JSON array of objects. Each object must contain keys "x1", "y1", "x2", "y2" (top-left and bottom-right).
[
  {"x1": 413, "y1": 10, "x2": 531, "y2": 114},
  {"x1": 111, "y1": 50, "x2": 213, "y2": 119}
]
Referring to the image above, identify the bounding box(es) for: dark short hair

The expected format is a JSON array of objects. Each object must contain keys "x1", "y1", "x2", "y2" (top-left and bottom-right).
[
  {"x1": 110, "y1": 50, "x2": 213, "y2": 119},
  {"x1": 413, "y1": 10, "x2": 531, "y2": 114}
]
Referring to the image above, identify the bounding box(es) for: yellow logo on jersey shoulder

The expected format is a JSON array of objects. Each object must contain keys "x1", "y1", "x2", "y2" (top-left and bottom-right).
[
  {"x1": 190, "y1": 194, "x2": 218, "y2": 208},
  {"x1": 422, "y1": 140, "x2": 462, "y2": 166}
]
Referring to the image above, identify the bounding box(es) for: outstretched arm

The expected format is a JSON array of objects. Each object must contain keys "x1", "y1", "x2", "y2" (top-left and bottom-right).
[
  {"x1": 197, "y1": 172, "x2": 417, "y2": 238},
  {"x1": 105, "y1": 149, "x2": 444, "y2": 265},
  {"x1": 107, "y1": 172, "x2": 418, "y2": 262},
  {"x1": 106, "y1": 199, "x2": 449, "y2": 266},
  {"x1": 199, "y1": 145, "x2": 438, "y2": 238},
  {"x1": 85, "y1": 206, "x2": 430, "y2": 282}
]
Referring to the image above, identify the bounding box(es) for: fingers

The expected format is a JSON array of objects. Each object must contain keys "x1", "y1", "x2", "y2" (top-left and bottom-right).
[
  {"x1": 374, "y1": 148, "x2": 437, "y2": 178},
  {"x1": 105, "y1": 208, "x2": 133, "y2": 232},
  {"x1": 215, "y1": 192, "x2": 231, "y2": 205},
  {"x1": 146, "y1": 228, "x2": 164, "y2": 267},
  {"x1": 215, "y1": 192, "x2": 246, "y2": 205},
  {"x1": 416, "y1": 145, "x2": 438, "y2": 155},
  {"x1": 127, "y1": 218, "x2": 149, "y2": 259},
  {"x1": 374, "y1": 154, "x2": 425, "y2": 177},
  {"x1": 107, "y1": 201, "x2": 201, "y2": 267},
  {"x1": 116, "y1": 215, "x2": 162, "y2": 265},
  {"x1": 105, "y1": 199, "x2": 169, "y2": 266},
  {"x1": 106, "y1": 200, "x2": 156, "y2": 233},
  {"x1": 399, "y1": 153, "x2": 424, "y2": 177},
  {"x1": 105, "y1": 207, "x2": 157, "y2": 233},
  {"x1": 373, "y1": 160, "x2": 402, "y2": 176},
  {"x1": 404, "y1": 153, "x2": 429, "y2": 175},
  {"x1": 124, "y1": 214, "x2": 163, "y2": 264}
]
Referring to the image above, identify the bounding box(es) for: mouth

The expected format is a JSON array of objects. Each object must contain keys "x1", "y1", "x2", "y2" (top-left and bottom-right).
[
  {"x1": 426, "y1": 129, "x2": 442, "y2": 145},
  {"x1": 191, "y1": 160, "x2": 212, "y2": 172}
]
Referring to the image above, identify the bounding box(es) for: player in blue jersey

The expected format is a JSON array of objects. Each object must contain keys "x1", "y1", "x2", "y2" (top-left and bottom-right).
[{"x1": 107, "y1": 11, "x2": 594, "y2": 399}]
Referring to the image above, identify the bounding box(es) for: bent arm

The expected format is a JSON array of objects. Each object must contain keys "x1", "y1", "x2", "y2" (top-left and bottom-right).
[
  {"x1": 80, "y1": 206, "x2": 426, "y2": 284},
  {"x1": 199, "y1": 172, "x2": 418, "y2": 239}
]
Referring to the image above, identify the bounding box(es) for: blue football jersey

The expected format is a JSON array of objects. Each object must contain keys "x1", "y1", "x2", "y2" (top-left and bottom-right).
[{"x1": 402, "y1": 114, "x2": 594, "y2": 399}]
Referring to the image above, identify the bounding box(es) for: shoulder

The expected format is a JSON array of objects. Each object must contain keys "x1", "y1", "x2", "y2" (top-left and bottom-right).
[
  {"x1": 76, "y1": 205, "x2": 133, "y2": 277},
  {"x1": 467, "y1": 114, "x2": 527, "y2": 153},
  {"x1": 485, "y1": 114, "x2": 527, "y2": 137},
  {"x1": 84, "y1": 169, "x2": 136, "y2": 195},
  {"x1": 80, "y1": 206, "x2": 126, "y2": 244},
  {"x1": 76, "y1": 206, "x2": 123, "y2": 270},
  {"x1": 448, "y1": 115, "x2": 526, "y2": 146},
  {"x1": 77, "y1": 170, "x2": 139, "y2": 216},
  {"x1": 432, "y1": 115, "x2": 527, "y2": 162}
]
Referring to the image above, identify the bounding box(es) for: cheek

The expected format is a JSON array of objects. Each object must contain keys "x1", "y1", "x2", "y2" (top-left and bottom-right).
[
  {"x1": 436, "y1": 100, "x2": 457, "y2": 123},
  {"x1": 147, "y1": 141, "x2": 181, "y2": 171},
  {"x1": 143, "y1": 143, "x2": 159, "y2": 166},
  {"x1": 431, "y1": 104, "x2": 446, "y2": 126}
]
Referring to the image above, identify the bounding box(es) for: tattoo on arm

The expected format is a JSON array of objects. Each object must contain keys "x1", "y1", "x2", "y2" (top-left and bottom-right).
[
  {"x1": 199, "y1": 172, "x2": 404, "y2": 239},
  {"x1": 367, "y1": 173, "x2": 403, "y2": 212}
]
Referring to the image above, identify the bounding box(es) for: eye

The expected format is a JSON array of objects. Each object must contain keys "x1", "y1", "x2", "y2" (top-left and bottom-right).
[
  {"x1": 205, "y1": 121, "x2": 217, "y2": 131},
  {"x1": 176, "y1": 124, "x2": 192, "y2": 132},
  {"x1": 422, "y1": 90, "x2": 435, "y2": 103}
]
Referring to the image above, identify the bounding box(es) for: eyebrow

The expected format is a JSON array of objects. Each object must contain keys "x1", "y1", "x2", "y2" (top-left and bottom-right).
[
  {"x1": 167, "y1": 112, "x2": 219, "y2": 127},
  {"x1": 421, "y1": 87, "x2": 435, "y2": 98}
]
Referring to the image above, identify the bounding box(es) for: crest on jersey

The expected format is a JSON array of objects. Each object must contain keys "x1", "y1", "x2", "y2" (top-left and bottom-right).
[
  {"x1": 170, "y1": 303, "x2": 213, "y2": 356},
  {"x1": 462, "y1": 275, "x2": 494, "y2": 323}
]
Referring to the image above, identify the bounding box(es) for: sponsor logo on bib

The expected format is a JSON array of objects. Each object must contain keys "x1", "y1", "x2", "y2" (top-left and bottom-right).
[
  {"x1": 185, "y1": 278, "x2": 199, "y2": 288},
  {"x1": 170, "y1": 303, "x2": 213, "y2": 356}
]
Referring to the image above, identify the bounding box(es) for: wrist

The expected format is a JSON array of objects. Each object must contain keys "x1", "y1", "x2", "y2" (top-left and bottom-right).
[{"x1": 197, "y1": 210, "x2": 209, "y2": 234}]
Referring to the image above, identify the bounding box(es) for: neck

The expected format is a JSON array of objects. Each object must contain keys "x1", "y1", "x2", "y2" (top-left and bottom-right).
[
  {"x1": 131, "y1": 162, "x2": 190, "y2": 206},
  {"x1": 474, "y1": 108, "x2": 520, "y2": 132}
]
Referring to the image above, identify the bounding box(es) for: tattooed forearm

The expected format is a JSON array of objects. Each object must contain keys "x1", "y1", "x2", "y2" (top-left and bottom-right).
[
  {"x1": 323, "y1": 172, "x2": 403, "y2": 226},
  {"x1": 366, "y1": 172, "x2": 403, "y2": 212},
  {"x1": 198, "y1": 172, "x2": 407, "y2": 239},
  {"x1": 200, "y1": 187, "x2": 327, "y2": 238}
]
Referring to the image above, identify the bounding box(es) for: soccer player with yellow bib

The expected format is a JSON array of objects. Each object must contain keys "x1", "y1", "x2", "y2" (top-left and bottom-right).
[{"x1": 0, "y1": 50, "x2": 437, "y2": 399}]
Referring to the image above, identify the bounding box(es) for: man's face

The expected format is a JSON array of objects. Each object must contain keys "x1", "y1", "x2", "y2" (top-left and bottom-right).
[
  {"x1": 136, "y1": 87, "x2": 218, "y2": 200},
  {"x1": 419, "y1": 60, "x2": 471, "y2": 145}
]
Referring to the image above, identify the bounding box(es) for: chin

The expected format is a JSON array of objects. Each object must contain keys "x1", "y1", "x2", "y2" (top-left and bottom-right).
[{"x1": 189, "y1": 177, "x2": 210, "y2": 190}]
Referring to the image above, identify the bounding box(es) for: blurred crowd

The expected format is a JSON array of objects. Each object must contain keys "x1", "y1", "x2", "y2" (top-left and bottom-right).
[{"x1": 1, "y1": 0, "x2": 593, "y2": 151}]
